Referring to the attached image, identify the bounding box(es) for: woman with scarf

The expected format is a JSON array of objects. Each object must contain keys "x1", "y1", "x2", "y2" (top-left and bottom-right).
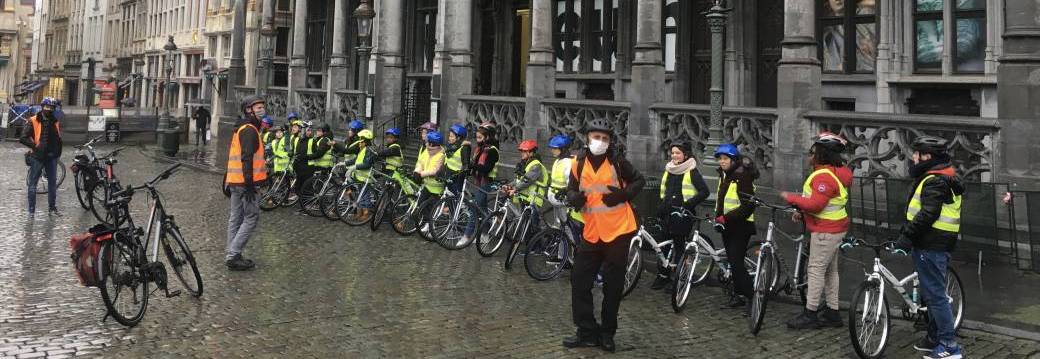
[{"x1": 652, "y1": 142, "x2": 710, "y2": 291}]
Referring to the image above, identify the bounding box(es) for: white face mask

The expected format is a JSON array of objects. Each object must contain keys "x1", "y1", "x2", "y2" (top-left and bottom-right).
[{"x1": 588, "y1": 139, "x2": 609, "y2": 156}]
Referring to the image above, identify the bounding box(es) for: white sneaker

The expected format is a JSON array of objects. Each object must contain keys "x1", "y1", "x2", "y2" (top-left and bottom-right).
[
  {"x1": 456, "y1": 236, "x2": 470, "y2": 247},
  {"x1": 420, "y1": 223, "x2": 430, "y2": 235}
]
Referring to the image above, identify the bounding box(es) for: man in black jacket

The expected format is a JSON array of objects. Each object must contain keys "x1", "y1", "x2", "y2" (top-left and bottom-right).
[
  {"x1": 895, "y1": 136, "x2": 965, "y2": 359},
  {"x1": 21, "y1": 97, "x2": 63, "y2": 217},
  {"x1": 563, "y1": 119, "x2": 645, "y2": 353},
  {"x1": 225, "y1": 95, "x2": 267, "y2": 271}
]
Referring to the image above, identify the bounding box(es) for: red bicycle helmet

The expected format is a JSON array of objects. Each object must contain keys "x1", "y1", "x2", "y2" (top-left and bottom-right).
[{"x1": 517, "y1": 139, "x2": 538, "y2": 152}]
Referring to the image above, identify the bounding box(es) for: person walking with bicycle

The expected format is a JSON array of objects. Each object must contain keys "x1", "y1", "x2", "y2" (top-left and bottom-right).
[
  {"x1": 563, "y1": 119, "x2": 645, "y2": 353},
  {"x1": 714, "y1": 143, "x2": 758, "y2": 309},
  {"x1": 894, "y1": 136, "x2": 965, "y2": 359},
  {"x1": 21, "y1": 97, "x2": 63, "y2": 217},
  {"x1": 653, "y1": 141, "x2": 710, "y2": 291},
  {"x1": 780, "y1": 132, "x2": 853, "y2": 329},
  {"x1": 225, "y1": 95, "x2": 269, "y2": 271}
]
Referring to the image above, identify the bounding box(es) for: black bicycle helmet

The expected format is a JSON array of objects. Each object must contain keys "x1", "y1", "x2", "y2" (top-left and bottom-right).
[
  {"x1": 812, "y1": 132, "x2": 847, "y2": 153},
  {"x1": 240, "y1": 95, "x2": 265, "y2": 114},
  {"x1": 584, "y1": 118, "x2": 613, "y2": 134},
  {"x1": 911, "y1": 135, "x2": 947, "y2": 155},
  {"x1": 316, "y1": 121, "x2": 332, "y2": 134}
]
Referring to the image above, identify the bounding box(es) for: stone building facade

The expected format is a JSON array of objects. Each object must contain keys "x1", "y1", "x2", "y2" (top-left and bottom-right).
[{"x1": 0, "y1": 0, "x2": 34, "y2": 103}]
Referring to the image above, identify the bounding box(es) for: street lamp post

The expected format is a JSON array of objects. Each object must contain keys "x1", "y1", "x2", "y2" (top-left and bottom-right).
[
  {"x1": 701, "y1": 0, "x2": 731, "y2": 167},
  {"x1": 354, "y1": 0, "x2": 376, "y2": 116},
  {"x1": 157, "y1": 36, "x2": 180, "y2": 156}
]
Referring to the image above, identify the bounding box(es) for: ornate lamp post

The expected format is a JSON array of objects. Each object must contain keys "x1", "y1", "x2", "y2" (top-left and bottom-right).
[
  {"x1": 157, "y1": 36, "x2": 180, "y2": 156},
  {"x1": 353, "y1": 0, "x2": 376, "y2": 113},
  {"x1": 701, "y1": 0, "x2": 731, "y2": 167}
]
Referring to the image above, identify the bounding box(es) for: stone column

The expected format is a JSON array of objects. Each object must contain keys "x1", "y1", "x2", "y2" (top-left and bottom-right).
[
  {"x1": 224, "y1": 0, "x2": 246, "y2": 118},
  {"x1": 289, "y1": 0, "x2": 308, "y2": 90},
  {"x1": 374, "y1": 0, "x2": 405, "y2": 126},
  {"x1": 626, "y1": 0, "x2": 665, "y2": 175},
  {"x1": 328, "y1": 0, "x2": 350, "y2": 91},
  {"x1": 524, "y1": 0, "x2": 555, "y2": 143},
  {"x1": 772, "y1": 0, "x2": 821, "y2": 190},
  {"x1": 437, "y1": 0, "x2": 473, "y2": 125},
  {"x1": 996, "y1": 1, "x2": 1040, "y2": 189},
  {"x1": 257, "y1": 0, "x2": 275, "y2": 95}
]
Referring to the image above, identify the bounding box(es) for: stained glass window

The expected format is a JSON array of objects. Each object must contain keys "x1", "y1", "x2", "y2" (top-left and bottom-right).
[{"x1": 819, "y1": 0, "x2": 876, "y2": 73}]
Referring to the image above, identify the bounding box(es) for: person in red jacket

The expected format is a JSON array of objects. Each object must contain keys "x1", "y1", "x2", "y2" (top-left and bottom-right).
[{"x1": 780, "y1": 132, "x2": 853, "y2": 329}]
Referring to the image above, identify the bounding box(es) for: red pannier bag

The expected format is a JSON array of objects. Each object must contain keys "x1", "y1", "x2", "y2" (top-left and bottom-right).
[{"x1": 69, "y1": 226, "x2": 114, "y2": 287}]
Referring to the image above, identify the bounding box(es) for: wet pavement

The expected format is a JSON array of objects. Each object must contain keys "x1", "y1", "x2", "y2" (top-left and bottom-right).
[{"x1": 2, "y1": 141, "x2": 1040, "y2": 358}]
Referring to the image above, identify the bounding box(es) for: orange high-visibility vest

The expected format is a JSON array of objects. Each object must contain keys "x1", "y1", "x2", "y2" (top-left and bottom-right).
[
  {"x1": 573, "y1": 157, "x2": 637, "y2": 244},
  {"x1": 226, "y1": 123, "x2": 268, "y2": 184},
  {"x1": 29, "y1": 116, "x2": 60, "y2": 149}
]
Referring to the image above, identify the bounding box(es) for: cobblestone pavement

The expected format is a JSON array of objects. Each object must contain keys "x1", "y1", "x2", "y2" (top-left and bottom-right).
[{"x1": 1, "y1": 142, "x2": 1039, "y2": 358}]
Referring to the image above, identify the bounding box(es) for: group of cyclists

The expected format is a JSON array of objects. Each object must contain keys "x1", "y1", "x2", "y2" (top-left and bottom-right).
[{"x1": 225, "y1": 94, "x2": 964, "y2": 358}]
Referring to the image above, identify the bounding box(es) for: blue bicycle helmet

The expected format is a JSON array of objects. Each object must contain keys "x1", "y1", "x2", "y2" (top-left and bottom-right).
[
  {"x1": 385, "y1": 127, "x2": 402, "y2": 137},
  {"x1": 261, "y1": 115, "x2": 274, "y2": 128},
  {"x1": 549, "y1": 134, "x2": 572, "y2": 149},
  {"x1": 349, "y1": 119, "x2": 365, "y2": 131},
  {"x1": 287, "y1": 111, "x2": 300, "y2": 120},
  {"x1": 714, "y1": 143, "x2": 741, "y2": 159},
  {"x1": 426, "y1": 131, "x2": 444, "y2": 146},
  {"x1": 449, "y1": 123, "x2": 467, "y2": 138},
  {"x1": 41, "y1": 97, "x2": 58, "y2": 107}
]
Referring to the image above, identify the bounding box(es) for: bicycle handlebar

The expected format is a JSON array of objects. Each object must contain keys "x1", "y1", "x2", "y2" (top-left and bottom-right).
[
  {"x1": 738, "y1": 192, "x2": 798, "y2": 212},
  {"x1": 74, "y1": 135, "x2": 105, "y2": 150},
  {"x1": 840, "y1": 236, "x2": 904, "y2": 255}
]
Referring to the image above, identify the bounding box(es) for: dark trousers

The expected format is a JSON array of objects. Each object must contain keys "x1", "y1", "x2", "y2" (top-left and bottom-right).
[
  {"x1": 27, "y1": 156, "x2": 58, "y2": 213},
  {"x1": 659, "y1": 214, "x2": 694, "y2": 276},
  {"x1": 294, "y1": 163, "x2": 313, "y2": 207},
  {"x1": 571, "y1": 233, "x2": 632, "y2": 338},
  {"x1": 195, "y1": 123, "x2": 208, "y2": 146},
  {"x1": 722, "y1": 228, "x2": 754, "y2": 298}
]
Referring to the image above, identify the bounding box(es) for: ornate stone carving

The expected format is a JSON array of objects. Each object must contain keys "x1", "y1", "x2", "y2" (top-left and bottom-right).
[
  {"x1": 335, "y1": 90, "x2": 366, "y2": 127},
  {"x1": 543, "y1": 99, "x2": 630, "y2": 147},
  {"x1": 295, "y1": 89, "x2": 326, "y2": 123},
  {"x1": 458, "y1": 95, "x2": 526, "y2": 145},
  {"x1": 808, "y1": 111, "x2": 996, "y2": 181},
  {"x1": 654, "y1": 104, "x2": 776, "y2": 180}
]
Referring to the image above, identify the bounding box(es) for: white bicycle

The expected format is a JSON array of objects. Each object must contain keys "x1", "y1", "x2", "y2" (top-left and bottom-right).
[{"x1": 841, "y1": 237, "x2": 965, "y2": 359}]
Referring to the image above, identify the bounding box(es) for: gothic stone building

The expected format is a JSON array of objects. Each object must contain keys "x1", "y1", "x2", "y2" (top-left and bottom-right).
[{"x1": 220, "y1": 0, "x2": 1040, "y2": 191}]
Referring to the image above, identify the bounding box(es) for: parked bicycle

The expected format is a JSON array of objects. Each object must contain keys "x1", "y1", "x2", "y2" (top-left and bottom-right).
[
  {"x1": 473, "y1": 180, "x2": 522, "y2": 258},
  {"x1": 428, "y1": 177, "x2": 500, "y2": 250},
  {"x1": 670, "y1": 208, "x2": 761, "y2": 313},
  {"x1": 738, "y1": 193, "x2": 808, "y2": 335},
  {"x1": 841, "y1": 237, "x2": 965, "y2": 359},
  {"x1": 96, "y1": 163, "x2": 203, "y2": 327},
  {"x1": 524, "y1": 192, "x2": 580, "y2": 281},
  {"x1": 337, "y1": 168, "x2": 390, "y2": 226},
  {"x1": 370, "y1": 168, "x2": 421, "y2": 231},
  {"x1": 71, "y1": 135, "x2": 107, "y2": 209},
  {"x1": 622, "y1": 211, "x2": 688, "y2": 298},
  {"x1": 71, "y1": 140, "x2": 127, "y2": 225},
  {"x1": 259, "y1": 167, "x2": 296, "y2": 211},
  {"x1": 299, "y1": 158, "x2": 348, "y2": 217}
]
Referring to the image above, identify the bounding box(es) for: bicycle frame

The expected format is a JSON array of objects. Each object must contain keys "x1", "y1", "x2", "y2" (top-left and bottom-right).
[
  {"x1": 865, "y1": 257, "x2": 923, "y2": 323},
  {"x1": 634, "y1": 226, "x2": 677, "y2": 270}
]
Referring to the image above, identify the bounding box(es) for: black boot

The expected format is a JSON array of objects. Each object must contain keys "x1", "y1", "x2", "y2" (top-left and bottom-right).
[
  {"x1": 562, "y1": 335, "x2": 600, "y2": 349},
  {"x1": 723, "y1": 295, "x2": 747, "y2": 309},
  {"x1": 226, "y1": 254, "x2": 256, "y2": 271},
  {"x1": 819, "y1": 307, "x2": 843, "y2": 328},
  {"x1": 786, "y1": 308, "x2": 820, "y2": 329},
  {"x1": 600, "y1": 334, "x2": 616, "y2": 353}
]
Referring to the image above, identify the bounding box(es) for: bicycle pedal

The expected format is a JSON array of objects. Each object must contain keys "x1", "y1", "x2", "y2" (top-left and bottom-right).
[{"x1": 166, "y1": 289, "x2": 182, "y2": 298}]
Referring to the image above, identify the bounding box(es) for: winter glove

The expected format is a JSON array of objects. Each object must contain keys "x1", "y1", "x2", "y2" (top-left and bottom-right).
[
  {"x1": 602, "y1": 186, "x2": 626, "y2": 207},
  {"x1": 894, "y1": 234, "x2": 914, "y2": 254},
  {"x1": 566, "y1": 191, "x2": 586, "y2": 208},
  {"x1": 412, "y1": 172, "x2": 424, "y2": 183},
  {"x1": 713, "y1": 215, "x2": 727, "y2": 233}
]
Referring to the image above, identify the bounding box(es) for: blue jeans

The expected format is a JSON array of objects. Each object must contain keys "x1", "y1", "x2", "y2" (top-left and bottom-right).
[
  {"x1": 27, "y1": 156, "x2": 58, "y2": 213},
  {"x1": 914, "y1": 249, "x2": 959, "y2": 348},
  {"x1": 465, "y1": 183, "x2": 494, "y2": 236}
]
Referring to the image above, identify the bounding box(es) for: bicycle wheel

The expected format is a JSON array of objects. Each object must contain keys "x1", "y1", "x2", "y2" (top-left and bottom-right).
[
  {"x1": 74, "y1": 170, "x2": 91, "y2": 209},
  {"x1": 29, "y1": 159, "x2": 67, "y2": 194},
  {"x1": 622, "y1": 238, "x2": 643, "y2": 298},
  {"x1": 259, "y1": 175, "x2": 286, "y2": 211},
  {"x1": 89, "y1": 181, "x2": 119, "y2": 225},
  {"x1": 849, "y1": 280, "x2": 890, "y2": 359},
  {"x1": 476, "y1": 211, "x2": 508, "y2": 257},
  {"x1": 746, "y1": 241, "x2": 781, "y2": 295},
  {"x1": 369, "y1": 186, "x2": 395, "y2": 231},
  {"x1": 427, "y1": 197, "x2": 456, "y2": 244},
  {"x1": 390, "y1": 195, "x2": 420, "y2": 235},
  {"x1": 416, "y1": 198, "x2": 439, "y2": 242},
  {"x1": 436, "y1": 201, "x2": 480, "y2": 250},
  {"x1": 97, "y1": 237, "x2": 149, "y2": 327},
  {"x1": 299, "y1": 177, "x2": 324, "y2": 217},
  {"x1": 341, "y1": 185, "x2": 372, "y2": 226},
  {"x1": 947, "y1": 267, "x2": 965, "y2": 330},
  {"x1": 688, "y1": 238, "x2": 716, "y2": 286},
  {"x1": 280, "y1": 177, "x2": 299, "y2": 208},
  {"x1": 672, "y1": 243, "x2": 709, "y2": 313},
  {"x1": 504, "y1": 211, "x2": 534, "y2": 270},
  {"x1": 161, "y1": 222, "x2": 203, "y2": 297},
  {"x1": 524, "y1": 228, "x2": 569, "y2": 281},
  {"x1": 748, "y1": 245, "x2": 774, "y2": 335},
  {"x1": 321, "y1": 182, "x2": 346, "y2": 220}
]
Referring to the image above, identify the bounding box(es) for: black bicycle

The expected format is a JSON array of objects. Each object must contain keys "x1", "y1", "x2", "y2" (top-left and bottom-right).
[{"x1": 96, "y1": 163, "x2": 203, "y2": 327}]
